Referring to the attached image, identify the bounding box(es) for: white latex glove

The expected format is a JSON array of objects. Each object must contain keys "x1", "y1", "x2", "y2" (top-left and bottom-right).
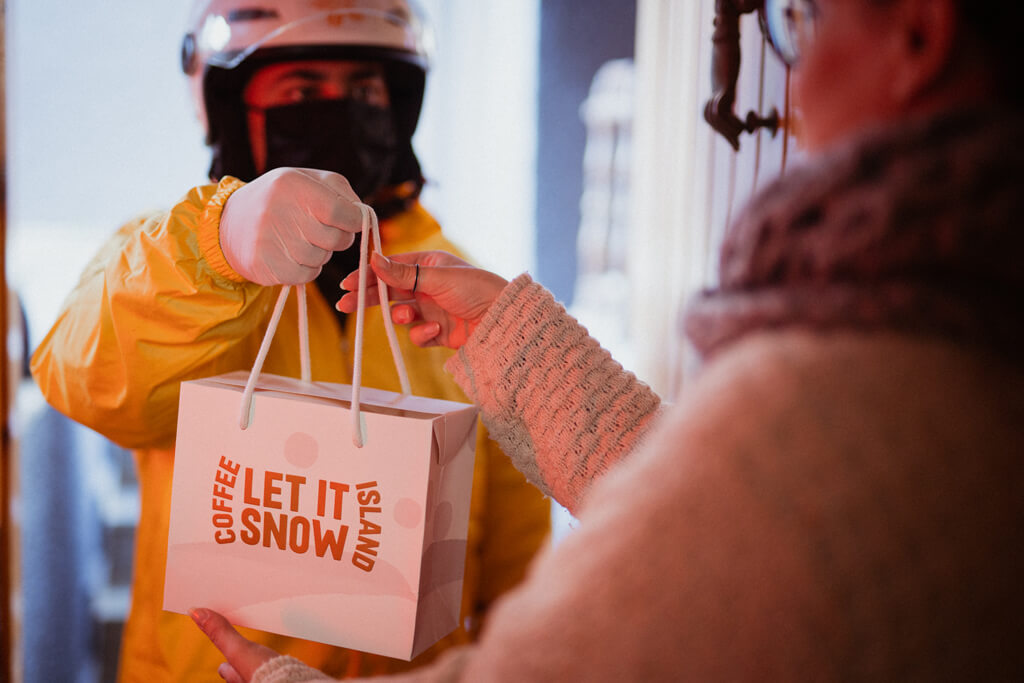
[{"x1": 220, "y1": 167, "x2": 364, "y2": 285}]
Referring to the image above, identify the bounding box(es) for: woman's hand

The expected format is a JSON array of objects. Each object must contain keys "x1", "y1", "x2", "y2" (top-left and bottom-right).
[
  {"x1": 190, "y1": 607, "x2": 279, "y2": 683},
  {"x1": 337, "y1": 251, "x2": 508, "y2": 349}
]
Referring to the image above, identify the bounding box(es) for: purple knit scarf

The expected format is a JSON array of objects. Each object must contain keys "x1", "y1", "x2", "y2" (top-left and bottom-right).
[{"x1": 684, "y1": 107, "x2": 1024, "y2": 362}]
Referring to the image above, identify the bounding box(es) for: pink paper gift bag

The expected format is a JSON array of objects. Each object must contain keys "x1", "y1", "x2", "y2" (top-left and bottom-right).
[
  {"x1": 165, "y1": 212, "x2": 479, "y2": 660},
  {"x1": 164, "y1": 368, "x2": 478, "y2": 660}
]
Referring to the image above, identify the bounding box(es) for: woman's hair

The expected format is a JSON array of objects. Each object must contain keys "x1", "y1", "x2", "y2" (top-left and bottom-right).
[
  {"x1": 954, "y1": 3, "x2": 1021, "y2": 103},
  {"x1": 865, "y1": 0, "x2": 1022, "y2": 105}
]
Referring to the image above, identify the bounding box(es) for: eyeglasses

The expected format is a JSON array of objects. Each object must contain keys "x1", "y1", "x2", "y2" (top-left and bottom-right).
[{"x1": 762, "y1": 0, "x2": 819, "y2": 66}]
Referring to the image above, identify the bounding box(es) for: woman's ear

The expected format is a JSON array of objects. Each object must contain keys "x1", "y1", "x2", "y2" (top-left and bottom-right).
[{"x1": 889, "y1": 0, "x2": 957, "y2": 105}]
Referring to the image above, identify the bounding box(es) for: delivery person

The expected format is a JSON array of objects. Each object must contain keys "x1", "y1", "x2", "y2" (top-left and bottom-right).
[{"x1": 30, "y1": 1, "x2": 550, "y2": 680}]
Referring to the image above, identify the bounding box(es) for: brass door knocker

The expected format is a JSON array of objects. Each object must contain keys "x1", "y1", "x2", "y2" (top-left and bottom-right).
[{"x1": 703, "y1": 0, "x2": 781, "y2": 151}]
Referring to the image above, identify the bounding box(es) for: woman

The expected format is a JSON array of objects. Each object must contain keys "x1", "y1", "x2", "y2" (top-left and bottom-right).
[{"x1": 193, "y1": 0, "x2": 1024, "y2": 680}]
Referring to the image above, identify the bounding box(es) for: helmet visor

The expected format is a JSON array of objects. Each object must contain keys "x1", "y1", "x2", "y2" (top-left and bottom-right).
[{"x1": 186, "y1": 3, "x2": 429, "y2": 73}]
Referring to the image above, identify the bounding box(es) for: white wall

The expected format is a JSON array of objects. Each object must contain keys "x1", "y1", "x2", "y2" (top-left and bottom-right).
[
  {"x1": 5, "y1": 0, "x2": 539, "y2": 350},
  {"x1": 415, "y1": 0, "x2": 539, "y2": 280},
  {"x1": 6, "y1": 0, "x2": 208, "y2": 348},
  {"x1": 629, "y1": 0, "x2": 711, "y2": 397}
]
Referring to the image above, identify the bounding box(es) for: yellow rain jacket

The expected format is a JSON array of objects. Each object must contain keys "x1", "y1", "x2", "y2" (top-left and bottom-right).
[{"x1": 31, "y1": 178, "x2": 550, "y2": 682}]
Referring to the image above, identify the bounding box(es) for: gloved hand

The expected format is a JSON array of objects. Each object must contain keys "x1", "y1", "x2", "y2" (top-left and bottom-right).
[{"x1": 220, "y1": 167, "x2": 364, "y2": 285}]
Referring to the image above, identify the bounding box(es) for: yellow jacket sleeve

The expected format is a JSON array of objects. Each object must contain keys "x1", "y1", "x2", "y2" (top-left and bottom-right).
[
  {"x1": 30, "y1": 177, "x2": 275, "y2": 449},
  {"x1": 30, "y1": 189, "x2": 551, "y2": 680}
]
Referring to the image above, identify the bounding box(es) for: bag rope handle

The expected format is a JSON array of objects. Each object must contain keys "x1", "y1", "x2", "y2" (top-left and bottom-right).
[{"x1": 238, "y1": 202, "x2": 411, "y2": 448}]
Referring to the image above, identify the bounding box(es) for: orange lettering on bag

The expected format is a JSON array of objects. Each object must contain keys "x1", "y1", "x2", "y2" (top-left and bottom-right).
[
  {"x1": 263, "y1": 510, "x2": 288, "y2": 549},
  {"x1": 243, "y1": 468, "x2": 309, "y2": 511},
  {"x1": 284, "y1": 474, "x2": 306, "y2": 512},
  {"x1": 215, "y1": 466, "x2": 237, "y2": 489},
  {"x1": 264, "y1": 471, "x2": 284, "y2": 509},
  {"x1": 289, "y1": 515, "x2": 311, "y2": 554},
  {"x1": 313, "y1": 520, "x2": 349, "y2": 561},
  {"x1": 218, "y1": 455, "x2": 240, "y2": 477},
  {"x1": 212, "y1": 515, "x2": 235, "y2": 544},
  {"x1": 240, "y1": 507, "x2": 261, "y2": 545},
  {"x1": 358, "y1": 519, "x2": 381, "y2": 537},
  {"x1": 243, "y1": 468, "x2": 260, "y2": 506},
  {"x1": 316, "y1": 479, "x2": 350, "y2": 520},
  {"x1": 213, "y1": 483, "x2": 232, "y2": 501},
  {"x1": 352, "y1": 482, "x2": 382, "y2": 571},
  {"x1": 352, "y1": 553, "x2": 375, "y2": 572},
  {"x1": 211, "y1": 455, "x2": 240, "y2": 544},
  {"x1": 357, "y1": 489, "x2": 381, "y2": 506},
  {"x1": 354, "y1": 533, "x2": 380, "y2": 556}
]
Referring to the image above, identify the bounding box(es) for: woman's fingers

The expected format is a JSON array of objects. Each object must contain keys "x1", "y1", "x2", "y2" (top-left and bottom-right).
[
  {"x1": 409, "y1": 321, "x2": 442, "y2": 347},
  {"x1": 333, "y1": 249, "x2": 505, "y2": 350},
  {"x1": 191, "y1": 608, "x2": 278, "y2": 682},
  {"x1": 336, "y1": 288, "x2": 419, "y2": 314},
  {"x1": 218, "y1": 663, "x2": 246, "y2": 683},
  {"x1": 390, "y1": 303, "x2": 419, "y2": 325},
  {"x1": 336, "y1": 287, "x2": 380, "y2": 314},
  {"x1": 370, "y1": 252, "x2": 419, "y2": 292}
]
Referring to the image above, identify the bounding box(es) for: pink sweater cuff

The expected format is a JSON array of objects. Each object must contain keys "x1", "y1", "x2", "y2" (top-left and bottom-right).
[
  {"x1": 446, "y1": 274, "x2": 661, "y2": 512},
  {"x1": 252, "y1": 655, "x2": 331, "y2": 683}
]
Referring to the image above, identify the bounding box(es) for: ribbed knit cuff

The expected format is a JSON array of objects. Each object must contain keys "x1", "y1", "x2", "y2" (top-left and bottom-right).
[
  {"x1": 445, "y1": 273, "x2": 545, "y2": 402},
  {"x1": 252, "y1": 655, "x2": 328, "y2": 683},
  {"x1": 445, "y1": 274, "x2": 558, "y2": 496},
  {"x1": 197, "y1": 176, "x2": 248, "y2": 283},
  {"x1": 445, "y1": 272, "x2": 662, "y2": 512}
]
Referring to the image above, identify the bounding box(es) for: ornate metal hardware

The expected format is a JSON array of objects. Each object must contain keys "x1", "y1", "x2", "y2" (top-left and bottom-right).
[{"x1": 703, "y1": 0, "x2": 781, "y2": 151}]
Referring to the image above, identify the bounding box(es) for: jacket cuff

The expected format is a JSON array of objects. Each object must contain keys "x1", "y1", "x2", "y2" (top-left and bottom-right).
[{"x1": 197, "y1": 176, "x2": 248, "y2": 283}]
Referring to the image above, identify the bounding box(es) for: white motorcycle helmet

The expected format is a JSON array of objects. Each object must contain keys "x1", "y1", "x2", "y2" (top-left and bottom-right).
[{"x1": 181, "y1": 0, "x2": 432, "y2": 184}]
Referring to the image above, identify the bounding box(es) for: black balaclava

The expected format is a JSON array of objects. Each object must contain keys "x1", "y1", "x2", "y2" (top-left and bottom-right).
[
  {"x1": 255, "y1": 98, "x2": 416, "y2": 317},
  {"x1": 204, "y1": 56, "x2": 426, "y2": 319},
  {"x1": 261, "y1": 98, "x2": 398, "y2": 199}
]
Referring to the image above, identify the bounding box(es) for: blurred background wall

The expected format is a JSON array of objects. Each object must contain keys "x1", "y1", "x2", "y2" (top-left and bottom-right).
[{"x1": 4, "y1": 1, "x2": 640, "y2": 680}]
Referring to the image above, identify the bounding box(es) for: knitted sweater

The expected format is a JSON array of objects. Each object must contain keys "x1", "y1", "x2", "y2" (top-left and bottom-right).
[
  {"x1": 251, "y1": 108, "x2": 1024, "y2": 681},
  {"x1": 252, "y1": 281, "x2": 1023, "y2": 683}
]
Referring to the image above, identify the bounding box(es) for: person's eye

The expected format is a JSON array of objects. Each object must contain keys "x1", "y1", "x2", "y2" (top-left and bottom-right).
[
  {"x1": 350, "y1": 83, "x2": 373, "y2": 100},
  {"x1": 350, "y1": 80, "x2": 387, "y2": 105},
  {"x1": 285, "y1": 85, "x2": 321, "y2": 103}
]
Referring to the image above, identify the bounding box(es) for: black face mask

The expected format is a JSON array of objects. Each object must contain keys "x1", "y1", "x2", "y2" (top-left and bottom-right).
[{"x1": 261, "y1": 98, "x2": 398, "y2": 200}]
